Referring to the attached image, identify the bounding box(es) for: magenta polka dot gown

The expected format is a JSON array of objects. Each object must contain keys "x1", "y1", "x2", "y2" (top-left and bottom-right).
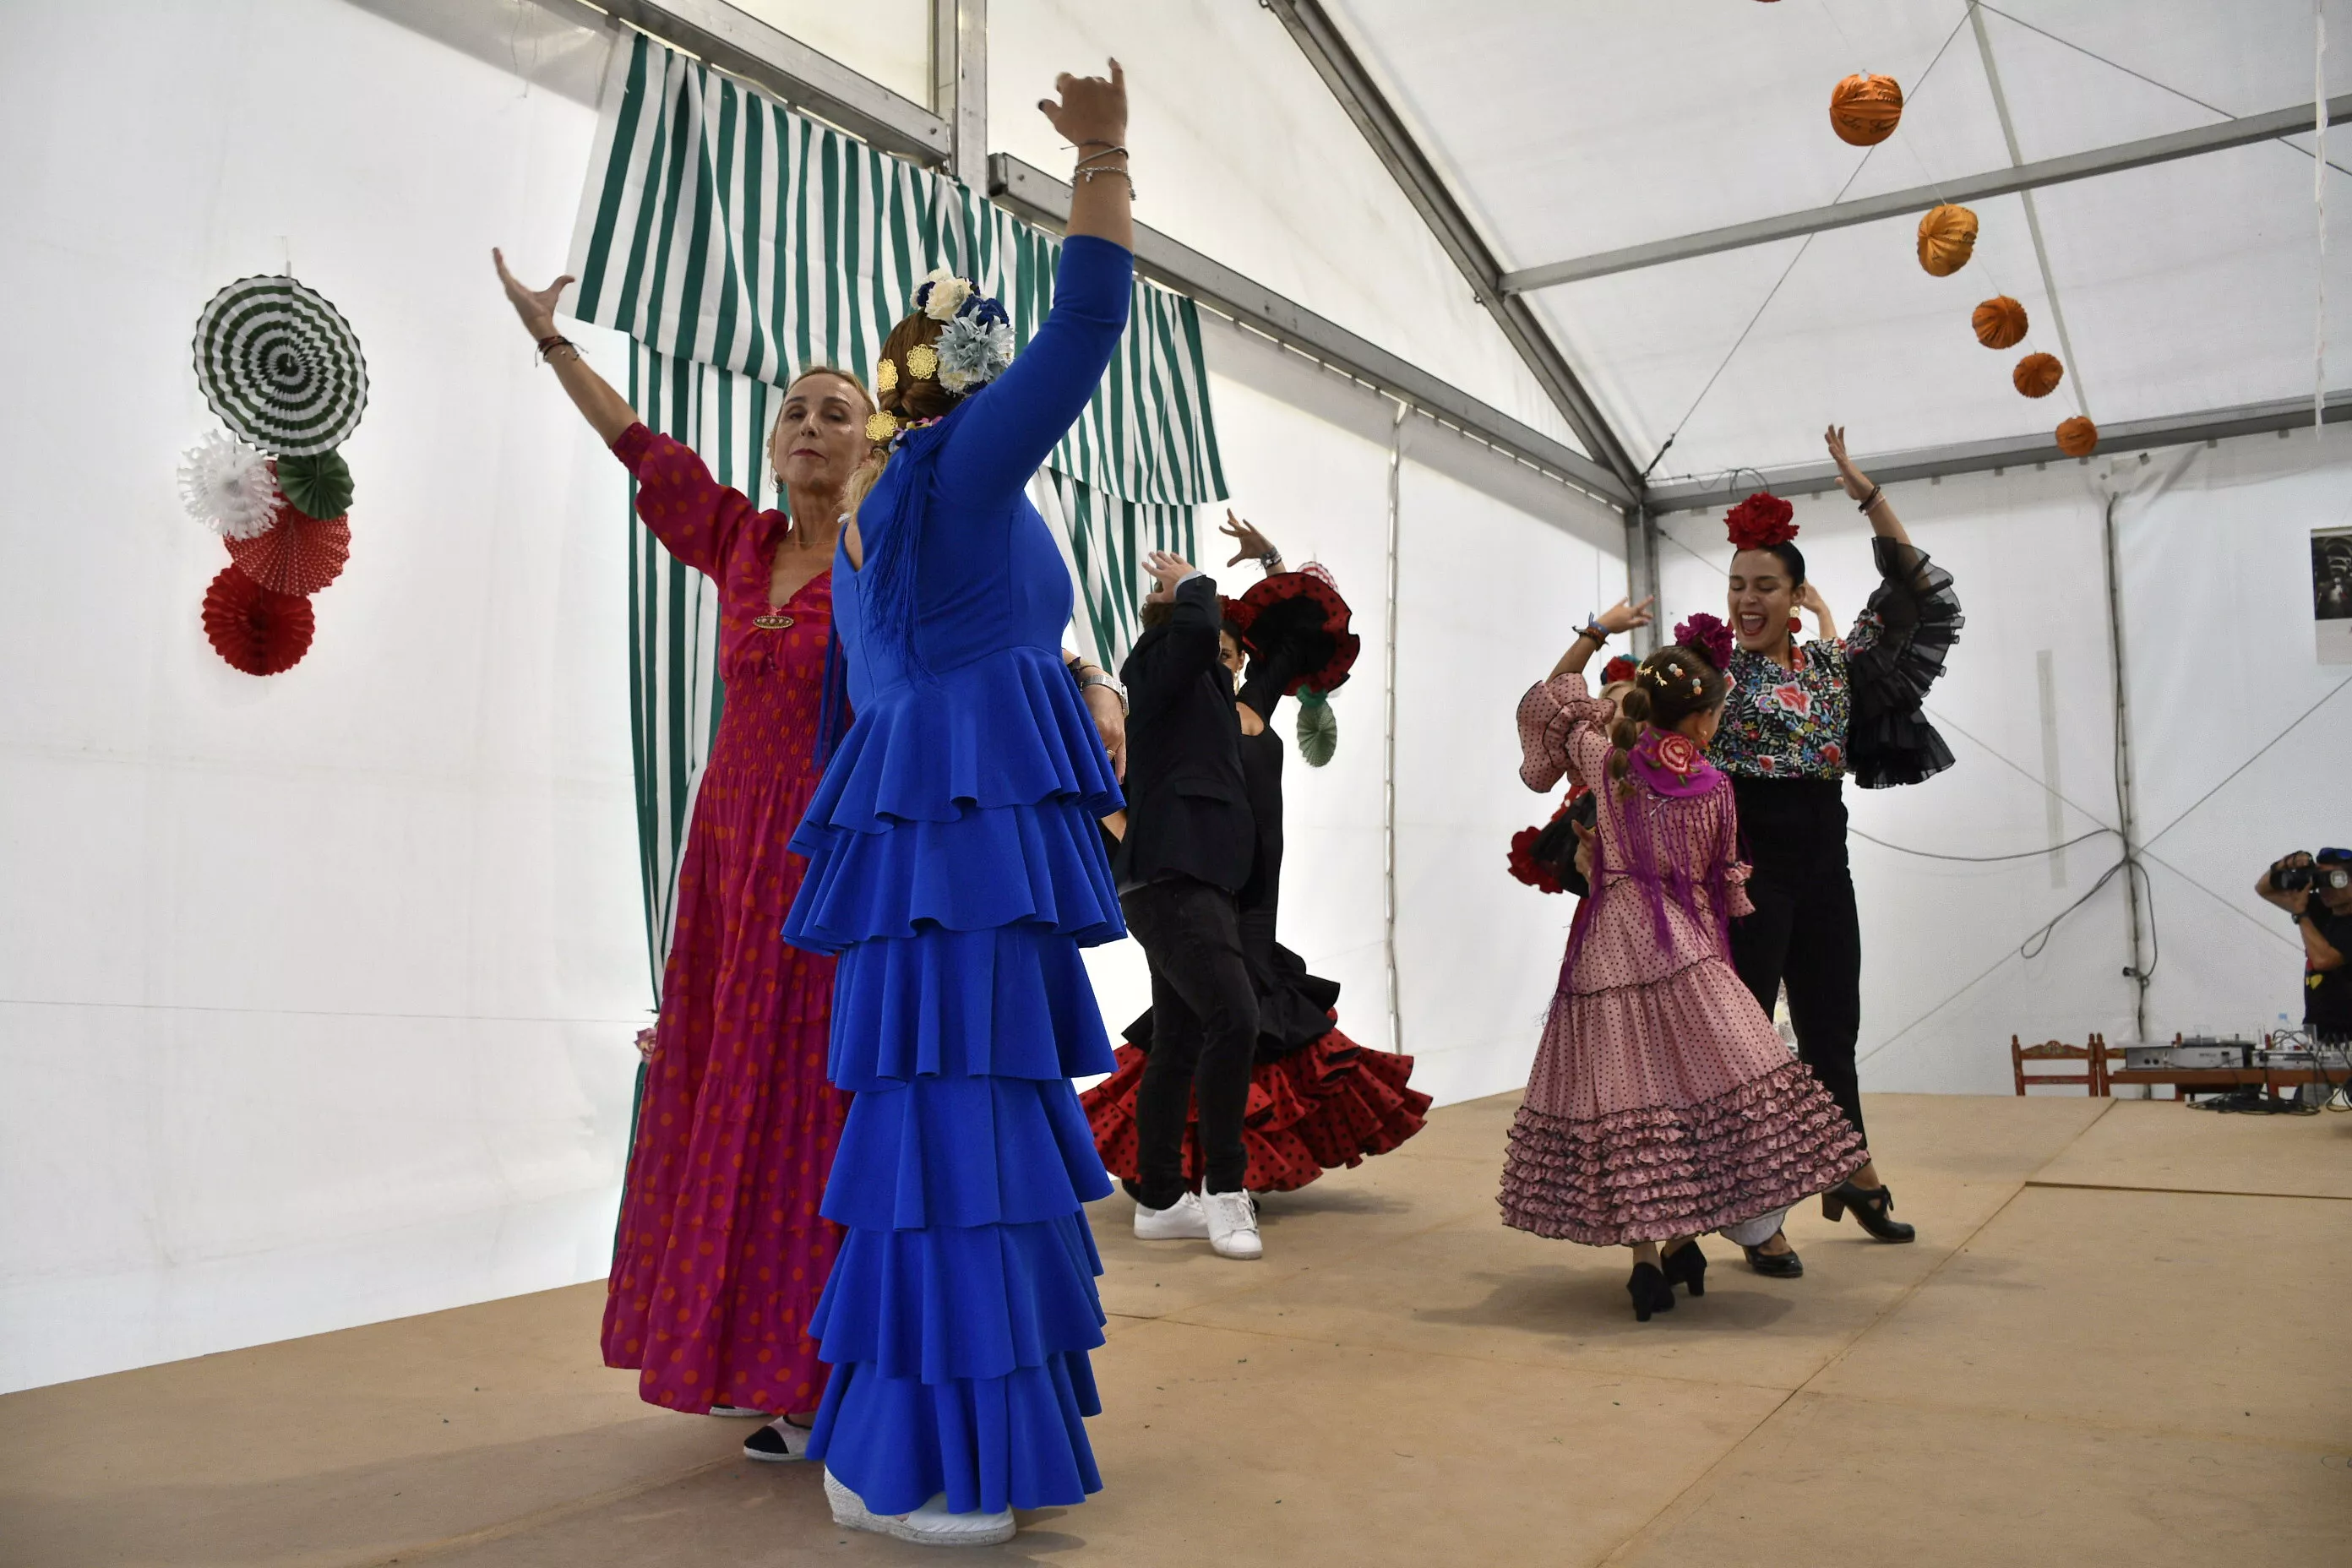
[
  {"x1": 1500, "y1": 672, "x2": 1865, "y2": 1246},
  {"x1": 598, "y1": 423, "x2": 850, "y2": 1417}
]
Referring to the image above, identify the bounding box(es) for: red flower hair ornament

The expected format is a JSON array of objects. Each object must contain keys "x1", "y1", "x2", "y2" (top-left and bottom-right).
[
  {"x1": 1724, "y1": 490, "x2": 1798, "y2": 550},
  {"x1": 1601, "y1": 654, "x2": 1639, "y2": 685}
]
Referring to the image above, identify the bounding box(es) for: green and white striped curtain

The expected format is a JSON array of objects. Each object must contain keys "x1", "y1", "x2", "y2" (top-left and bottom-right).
[{"x1": 568, "y1": 32, "x2": 1225, "y2": 986}]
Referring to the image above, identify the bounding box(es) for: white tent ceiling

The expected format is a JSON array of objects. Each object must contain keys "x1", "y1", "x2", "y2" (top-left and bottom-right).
[{"x1": 1326, "y1": 0, "x2": 2349, "y2": 482}]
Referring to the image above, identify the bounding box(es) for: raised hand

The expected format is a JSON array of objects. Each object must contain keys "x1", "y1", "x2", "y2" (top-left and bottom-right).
[
  {"x1": 1142, "y1": 549, "x2": 1196, "y2": 600},
  {"x1": 1825, "y1": 423, "x2": 1873, "y2": 501},
  {"x1": 493, "y1": 248, "x2": 572, "y2": 337},
  {"x1": 1038, "y1": 58, "x2": 1127, "y2": 148},
  {"x1": 1219, "y1": 509, "x2": 1279, "y2": 568},
  {"x1": 1596, "y1": 596, "x2": 1656, "y2": 636}
]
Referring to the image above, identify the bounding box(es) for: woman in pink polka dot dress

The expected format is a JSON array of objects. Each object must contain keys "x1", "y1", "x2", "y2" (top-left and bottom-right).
[
  {"x1": 493, "y1": 249, "x2": 864, "y2": 1443},
  {"x1": 1499, "y1": 598, "x2": 1865, "y2": 1321}
]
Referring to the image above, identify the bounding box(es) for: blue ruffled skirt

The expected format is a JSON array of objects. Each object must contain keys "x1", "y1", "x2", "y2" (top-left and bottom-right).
[{"x1": 784, "y1": 649, "x2": 1123, "y2": 1516}]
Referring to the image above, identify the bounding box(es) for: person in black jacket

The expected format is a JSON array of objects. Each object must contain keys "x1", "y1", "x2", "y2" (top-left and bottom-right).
[{"x1": 1115, "y1": 550, "x2": 1264, "y2": 1260}]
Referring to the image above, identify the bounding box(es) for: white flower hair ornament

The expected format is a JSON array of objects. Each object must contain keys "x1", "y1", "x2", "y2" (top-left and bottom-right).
[
  {"x1": 916, "y1": 267, "x2": 973, "y2": 323},
  {"x1": 178, "y1": 428, "x2": 281, "y2": 540}
]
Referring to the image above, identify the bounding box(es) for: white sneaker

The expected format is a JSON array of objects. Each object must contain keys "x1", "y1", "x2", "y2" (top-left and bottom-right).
[
  {"x1": 708, "y1": 1403, "x2": 768, "y2": 1418},
  {"x1": 825, "y1": 1468, "x2": 1016, "y2": 1548},
  {"x1": 1133, "y1": 1189, "x2": 1210, "y2": 1240},
  {"x1": 1201, "y1": 1187, "x2": 1263, "y2": 1260}
]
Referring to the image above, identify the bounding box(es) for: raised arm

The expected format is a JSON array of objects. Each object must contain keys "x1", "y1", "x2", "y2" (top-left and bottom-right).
[
  {"x1": 1826, "y1": 424, "x2": 1913, "y2": 551},
  {"x1": 493, "y1": 248, "x2": 635, "y2": 444},
  {"x1": 1797, "y1": 580, "x2": 1838, "y2": 643},
  {"x1": 933, "y1": 64, "x2": 1134, "y2": 502},
  {"x1": 1549, "y1": 596, "x2": 1652, "y2": 680},
  {"x1": 493, "y1": 248, "x2": 744, "y2": 575}
]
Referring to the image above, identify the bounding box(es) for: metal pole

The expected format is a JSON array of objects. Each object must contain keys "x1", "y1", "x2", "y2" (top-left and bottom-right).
[
  {"x1": 1629, "y1": 502, "x2": 1663, "y2": 656},
  {"x1": 1382, "y1": 398, "x2": 1407, "y2": 1055},
  {"x1": 931, "y1": 0, "x2": 987, "y2": 192},
  {"x1": 2100, "y1": 493, "x2": 2149, "y2": 1038}
]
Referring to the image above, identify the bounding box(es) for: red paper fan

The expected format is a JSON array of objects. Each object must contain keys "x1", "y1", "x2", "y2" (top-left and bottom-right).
[
  {"x1": 203, "y1": 564, "x2": 314, "y2": 675},
  {"x1": 225, "y1": 499, "x2": 351, "y2": 595}
]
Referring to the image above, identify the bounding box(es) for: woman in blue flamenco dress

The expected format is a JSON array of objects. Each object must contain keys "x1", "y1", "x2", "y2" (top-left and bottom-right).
[{"x1": 779, "y1": 63, "x2": 1137, "y2": 1549}]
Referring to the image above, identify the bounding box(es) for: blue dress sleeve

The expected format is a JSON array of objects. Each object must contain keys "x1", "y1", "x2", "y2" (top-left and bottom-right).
[{"x1": 933, "y1": 235, "x2": 1133, "y2": 504}]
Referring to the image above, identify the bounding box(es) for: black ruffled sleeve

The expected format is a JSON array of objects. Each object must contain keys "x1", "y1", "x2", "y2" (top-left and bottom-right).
[{"x1": 1844, "y1": 536, "x2": 1963, "y2": 789}]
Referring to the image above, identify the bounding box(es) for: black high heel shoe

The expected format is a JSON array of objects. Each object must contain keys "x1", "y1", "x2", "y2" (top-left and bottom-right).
[
  {"x1": 1742, "y1": 1233, "x2": 1805, "y2": 1277},
  {"x1": 1823, "y1": 1179, "x2": 1917, "y2": 1243},
  {"x1": 1660, "y1": 1239, "x2": 1707, "y2": 1297},
  {"x1": 1627, "y1": 1260, "x2": 1677, "y2": 1321}
]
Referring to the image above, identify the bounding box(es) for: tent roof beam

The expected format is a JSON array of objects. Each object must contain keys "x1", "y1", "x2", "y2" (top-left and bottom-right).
[
  {"x1": 584, "y1": 0, "x2": 953, "y2": 164},
  {"x1": 1262, "y1": 0, "x2": 1646, "y2": 497},
  {"x1": 1646, "y1": 391, "x2": 2352, "y2": 512},
  {"x1": 1505, "y1": 94, "x2": 2352, "y2": 294},
  {"x1": 989, "y1": 156, "x2": 1631, "y2": 506}
]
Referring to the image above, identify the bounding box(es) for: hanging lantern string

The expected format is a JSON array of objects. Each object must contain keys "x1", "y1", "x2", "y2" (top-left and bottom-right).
[{"x1": 1644, "y1": 8, "x2": 1975, "y2": 476}]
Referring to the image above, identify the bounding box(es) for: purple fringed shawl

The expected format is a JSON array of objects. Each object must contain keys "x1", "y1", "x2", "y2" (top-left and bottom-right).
[{"x1": 1563, "y1": 728, "x2": 1740, "y2": 986}]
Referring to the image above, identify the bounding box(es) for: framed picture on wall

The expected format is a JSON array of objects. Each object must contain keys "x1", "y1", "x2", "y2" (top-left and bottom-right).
[{"x1": 2317, "y1": 526, "x2": 2352, "y2": 665}]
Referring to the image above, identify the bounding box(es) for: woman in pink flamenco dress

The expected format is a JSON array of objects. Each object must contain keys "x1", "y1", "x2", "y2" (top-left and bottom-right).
[
  {"x1": 1499, "y1": 599, "x2": 1865, "y2": 1321},
  {"x1": 493, "y1": 249, "x2": 868, "y2": 1446}
]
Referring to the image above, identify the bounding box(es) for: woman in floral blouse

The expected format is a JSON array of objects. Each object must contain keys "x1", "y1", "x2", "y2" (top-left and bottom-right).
[{"x1": 1710, "y1": 425, "x2": 1963, "y2": 1260}]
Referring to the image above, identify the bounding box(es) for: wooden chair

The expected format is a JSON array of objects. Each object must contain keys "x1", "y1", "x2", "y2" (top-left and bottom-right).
[
  {"x1": 2086, "y1": 1032, "x2": 2123, "y2": 1096},
  {"x1": 2011, "y1": 1035, "x2": 2099, "y2": 1096}
]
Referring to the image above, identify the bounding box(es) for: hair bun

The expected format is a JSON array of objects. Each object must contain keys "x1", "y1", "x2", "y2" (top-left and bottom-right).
[
  {"x1": 1671, "y1": 612, "x2": 1735, "y2": 672},
  {"x1": 1725, "y1": 491, "x2": 1798, "y2": 550}
]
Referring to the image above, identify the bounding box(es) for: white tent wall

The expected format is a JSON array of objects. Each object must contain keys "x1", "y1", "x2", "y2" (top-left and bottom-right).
[
  {"x1": 1392, "y1": 448, "x2": 1622, "y2": 1107},
  {"x1": 1076, "y1": 318, "x2": 1630, "y2": 1105},
  {"x1": 0, "y1": 0, "x2": 644, "y2": 1393},
  {"x1": 1658, "y1": 424, "x2": 2352, "y2": 1098}
]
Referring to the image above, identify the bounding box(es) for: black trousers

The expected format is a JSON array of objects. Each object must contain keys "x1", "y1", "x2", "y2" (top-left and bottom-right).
[
  {"x1": 1121, "y1": 875, "x2": 1260, "y2": 1208},
  {"x1": 1728, "y1": 778, "x2": 1868, "y2": 1146}
]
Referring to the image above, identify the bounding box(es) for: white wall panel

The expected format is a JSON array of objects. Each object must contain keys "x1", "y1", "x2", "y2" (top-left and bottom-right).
[{"x1": 0, "y1": 0, "x2": 645, "y2": 1391}]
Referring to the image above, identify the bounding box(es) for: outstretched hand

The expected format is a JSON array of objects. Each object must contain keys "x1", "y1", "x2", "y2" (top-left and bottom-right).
[
  {"x1": 1037, "y1": 58, "x2": 1127, "y2": 147},
  {"x1": 493, "y1": 248, "x2": 572, "y2": 336},
  {"x1": 1219, "y1": 509, "x2": 1278, "y2": 568}
]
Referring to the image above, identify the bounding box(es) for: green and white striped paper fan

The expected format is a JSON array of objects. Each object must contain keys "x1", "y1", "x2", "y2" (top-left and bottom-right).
[{"x1": 193, "y1": 276, "x2": 368, "y2": 456}]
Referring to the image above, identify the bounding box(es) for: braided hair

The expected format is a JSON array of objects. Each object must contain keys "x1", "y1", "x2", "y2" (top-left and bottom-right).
[{"x1": 1606, "y1": 643, "x2": 1729, "y2": 798}]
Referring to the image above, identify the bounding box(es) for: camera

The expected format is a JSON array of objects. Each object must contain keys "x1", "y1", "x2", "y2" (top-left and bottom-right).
[{"x1": 2273, "y1": 859, "x2": 2351, "y2": 894}]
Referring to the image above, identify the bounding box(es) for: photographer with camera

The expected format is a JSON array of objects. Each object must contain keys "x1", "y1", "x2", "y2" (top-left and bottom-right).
[{"x1": 2256, "y1": 849, "x2": 2352, "y2": 1042}]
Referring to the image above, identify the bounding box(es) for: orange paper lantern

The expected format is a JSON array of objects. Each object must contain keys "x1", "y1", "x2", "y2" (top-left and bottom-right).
[
  {"x1": 1830, "y1": 74, "x2": 1905, "y2": 146},
  {"x1": 1916, "y1": 204, "x2": 1978, "y2": 276},
  {"x1": 1972, "y1": 295, "x2": 2028, "y2": 350},
  {"x1": 2013, "y1": 351, "x2": 2065, "y2": 399},
  {"x1": 2055, "y1": 416, "x2": 2099, "y2": 457}
]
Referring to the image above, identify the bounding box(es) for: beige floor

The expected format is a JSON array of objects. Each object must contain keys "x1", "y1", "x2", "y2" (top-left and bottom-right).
[{"x1": 4, "y1": 1092, "x2": 2349, "y2": 1567}]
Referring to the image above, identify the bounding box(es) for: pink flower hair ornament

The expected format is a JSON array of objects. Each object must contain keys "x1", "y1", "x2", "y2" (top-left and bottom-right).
[{"x1": 1672, "y1": 612, "x2": 1735, "y2": 672}]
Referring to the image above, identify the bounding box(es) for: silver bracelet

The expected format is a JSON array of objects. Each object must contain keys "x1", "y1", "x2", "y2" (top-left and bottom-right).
[{"x1": 1078, "y1": 670, "x2": 1128, "y2": 714}]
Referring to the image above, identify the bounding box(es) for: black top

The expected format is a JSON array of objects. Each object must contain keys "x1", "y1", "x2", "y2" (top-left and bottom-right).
[
  {"x1": 1115, "y1": 573, "x2": 1253, "y2": 894},
  {"x1": 1122, "y1": 634, "x2": 1337, "y2": 1062},
  {"x1": 1233, "y1": 641, "x2": 1304, "y2": 915},
  {"x1": 2306, "y1": 905, "x2": 2352, "y2": 1041}
]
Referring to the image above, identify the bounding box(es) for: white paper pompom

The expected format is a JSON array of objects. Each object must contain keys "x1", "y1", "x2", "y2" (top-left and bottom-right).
[{"x1": 179, "y1": 428, "x2": 280, "y2": 540}]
